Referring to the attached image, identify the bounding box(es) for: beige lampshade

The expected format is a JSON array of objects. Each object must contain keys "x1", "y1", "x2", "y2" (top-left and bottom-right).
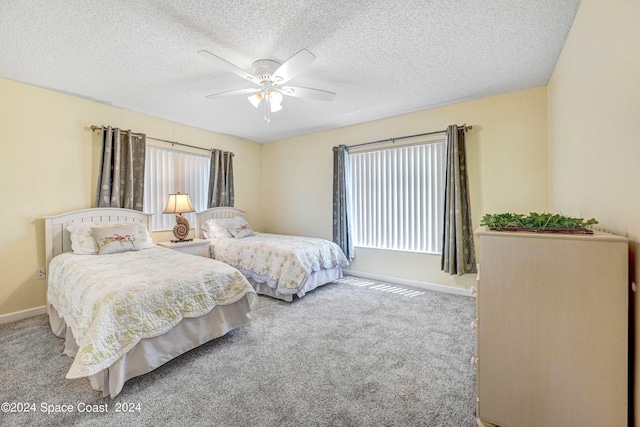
[{"x1": 163, "y1": 193, "x2": 195, "y2": 214}]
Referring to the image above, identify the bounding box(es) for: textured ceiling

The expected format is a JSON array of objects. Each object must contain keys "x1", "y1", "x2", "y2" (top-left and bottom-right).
[{"x1": 0, "y1": 0, "x2": 580, "y2": 143}]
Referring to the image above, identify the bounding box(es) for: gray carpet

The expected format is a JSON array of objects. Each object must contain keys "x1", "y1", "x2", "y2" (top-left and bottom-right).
[{"x1": 0, "y1": 278, "x2": 477, "y2": 427}]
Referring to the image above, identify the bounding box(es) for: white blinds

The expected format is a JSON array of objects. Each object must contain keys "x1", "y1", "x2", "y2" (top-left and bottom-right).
[
  {"x1": 349, "y1": 141, "x2": 445, "y2": 254},
  {"x1": 144, "y1": 146, "x2": 210, "y2": 231}
]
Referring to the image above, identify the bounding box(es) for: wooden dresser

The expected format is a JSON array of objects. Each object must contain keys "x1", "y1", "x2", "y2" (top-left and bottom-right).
[{"x1": 474, "y1": 228, "x2": 628, "y2": 427}]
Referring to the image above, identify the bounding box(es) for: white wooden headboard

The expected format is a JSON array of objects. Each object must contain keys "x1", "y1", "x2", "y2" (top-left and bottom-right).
[
  {"x1": 195, "y1": 207, "x2": 246, "y2": 239},
  {"x1": 44, "y1": 208, "x2": 153, "y2": 268}
]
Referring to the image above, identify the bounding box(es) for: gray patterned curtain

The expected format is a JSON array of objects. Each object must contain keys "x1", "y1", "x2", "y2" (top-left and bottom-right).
[
  {"x1": 208, "y1": 149, "x2": 234, "y2": 208},
  {"x1": 95, "y1": 127, "x2": 146, "y2": 211},
  {"x1": 332, "y1": 145, "x2": 354, "y2": 260},
  {"x1": 441, "y1": 125, "x2": 476, "y2": 275}
]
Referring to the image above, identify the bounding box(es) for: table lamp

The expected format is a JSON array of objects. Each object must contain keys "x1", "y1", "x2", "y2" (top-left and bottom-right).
[{"x1": 163, "y1": 192, "x2": 195, "y2": 242}]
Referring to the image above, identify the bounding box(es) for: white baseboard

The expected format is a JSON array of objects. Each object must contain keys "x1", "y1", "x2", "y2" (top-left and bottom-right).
[
  {"x1": 343, "y1": 270, "x2": 474, "y2": 297},
  {"x1": 0, "y1": 305, "x2": 47, "y2": 325}
]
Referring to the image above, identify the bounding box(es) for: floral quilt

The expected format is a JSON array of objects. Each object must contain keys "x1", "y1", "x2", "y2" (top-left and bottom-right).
[
  {"x1": 47, "y1": 247, "x2": 256, "y2": 379},
  {"x1": 208, "y1": 233, "x2": 349, "y2": 295}
]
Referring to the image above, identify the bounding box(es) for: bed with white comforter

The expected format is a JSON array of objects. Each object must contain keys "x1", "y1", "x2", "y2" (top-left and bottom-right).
[
  {"x1": 45, "y1": 208, "x2": 257, "y2": 397},
  {"x1": 196, "y1": 208, "x2": 349, "y2": 301}
]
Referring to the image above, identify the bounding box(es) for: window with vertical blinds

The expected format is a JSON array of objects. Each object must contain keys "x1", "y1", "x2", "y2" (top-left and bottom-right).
[
  {"x1": 348, "y1": 140, "x2": 446, "y2": 254},
  {"x1": 144, "y1": 146, "x2": 210, "y2": 231}
]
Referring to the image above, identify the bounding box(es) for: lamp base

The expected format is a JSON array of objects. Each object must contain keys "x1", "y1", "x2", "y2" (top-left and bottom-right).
[
  {"x1": 170, "y1": 238, "x2": 194, "y2": 243},
  {"x1": 172, "y1": 213, "x2": 191, "y2": 241}
]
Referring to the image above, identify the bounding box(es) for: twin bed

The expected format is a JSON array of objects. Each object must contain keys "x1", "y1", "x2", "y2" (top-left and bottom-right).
[
  {"x1": 44, "y1": 208, "x2": 257, "y2": 398},
  {"x1": 195, "y1": 207, "x2": 349, "y2": 302},
  {"x1": 45, "y1": 207, "x2": 348, "y2": 397}
]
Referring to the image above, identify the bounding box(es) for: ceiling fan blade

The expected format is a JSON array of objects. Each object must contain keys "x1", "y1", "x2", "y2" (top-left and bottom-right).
[
  {"x1": 272, "y1": 49, "x2": 316, "y2": 84},
  {"x1": 197, "y1": 50, "x2": 258, "y2": 84},
  {"x1": 205, "y1": 87, "x2": 260, "y2": 100},
  {"x1": 281, "y1": 86, "x2": 336, "y2": 101}
]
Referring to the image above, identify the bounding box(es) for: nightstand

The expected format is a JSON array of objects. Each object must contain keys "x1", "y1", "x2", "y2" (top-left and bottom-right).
[{"x1": 157, "y1": 239, "x2": 210, "y2": 257}]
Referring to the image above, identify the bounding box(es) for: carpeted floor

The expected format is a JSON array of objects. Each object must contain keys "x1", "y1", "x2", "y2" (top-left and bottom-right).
[{"x1": 0, "y1": 278, "x2": 477, "y2": 427}]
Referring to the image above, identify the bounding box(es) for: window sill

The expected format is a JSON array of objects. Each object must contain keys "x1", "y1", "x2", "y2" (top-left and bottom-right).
[{"x1": 354, "y1": 245, "x2": 441, "y2": 256}]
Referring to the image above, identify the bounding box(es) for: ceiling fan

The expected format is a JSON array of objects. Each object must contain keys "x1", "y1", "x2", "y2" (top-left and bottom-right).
[{"x1": 197, "y1": 49, "x2": 336, "y2": 123}]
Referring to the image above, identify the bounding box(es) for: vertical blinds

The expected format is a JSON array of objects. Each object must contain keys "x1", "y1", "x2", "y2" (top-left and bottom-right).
[
  {"x1": 349, "y1": 141, "x2": 445, "y2": 254},
  {"x1": 144, "y1": 146, "x2": 210, "y2": 231}
]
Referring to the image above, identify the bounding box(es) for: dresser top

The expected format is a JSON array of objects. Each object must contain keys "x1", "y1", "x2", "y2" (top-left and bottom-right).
[{"x1": 474, "y1": 227, "x2": 628, "y2": 243}]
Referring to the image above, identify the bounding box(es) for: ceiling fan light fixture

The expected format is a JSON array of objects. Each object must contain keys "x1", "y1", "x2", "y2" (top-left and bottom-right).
[
  {"x1": 270, "y1": 101, "x2": 283, "y2": 113},
  {"x1": 248, "y1": 92, "x2": 263, "y2": 108},
  {"x1": 201, "y1": 48, "x2": 335, "y2": 124},
  {"x1": 269, "y1": 90, "x2": 283, "y2": 112},
  {"x1": 269, "y1": 90, "x2": 283, "y2": 104}
]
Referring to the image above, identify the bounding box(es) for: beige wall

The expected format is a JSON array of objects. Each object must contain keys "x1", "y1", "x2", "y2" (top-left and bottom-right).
[
  {"x1": 1, "y1": 66, "x2": 550, "y2": 315},
  {"x1": 262, "y1": 86, "x2": 549, "y2": 289},
  {"x1": 547, "y1": 0, "x2": 640, "y2": 420},
  {"x1": 0, "y1": 78, "x2": 262, "y2": 316}
]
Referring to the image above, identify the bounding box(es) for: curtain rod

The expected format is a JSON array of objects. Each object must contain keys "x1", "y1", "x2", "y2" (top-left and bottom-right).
[
  {"x1": 346, "y1": 124, "x2": 472, "y2": 150},
  {"x1": 90, "y1": 125, "x2": 217, "y2": 154}
]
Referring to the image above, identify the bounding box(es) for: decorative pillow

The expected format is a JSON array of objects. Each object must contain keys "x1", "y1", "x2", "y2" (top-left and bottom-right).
[
  {"x1": 201, "y1": 218, "x2": 234, "y2": 239},
  {"x1": 226, "y1": 217, "x2": 255, "y2": 239},
  {"x1": 91, "y1": 224, "x2": 142, "y2": 255},
  {"x1": 67, "y1": 221, "x2": 155, "y2": 254}
]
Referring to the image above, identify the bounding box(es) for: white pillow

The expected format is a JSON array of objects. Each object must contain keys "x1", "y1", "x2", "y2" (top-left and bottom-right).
[
  {"x1": 201, "y1": 218, "x2": 235, "y2": 239},
  {"x1": 226, "y1": 217, "x2": 255, "y2": 239},
  {"x1": 67, "y1": 221, "x2": 155, "y2": 254}
]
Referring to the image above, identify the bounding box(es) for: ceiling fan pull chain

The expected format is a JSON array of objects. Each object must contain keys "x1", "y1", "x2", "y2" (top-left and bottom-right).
[{"x1": 264, "y1": 95, "x2": 271, "y2": 123}]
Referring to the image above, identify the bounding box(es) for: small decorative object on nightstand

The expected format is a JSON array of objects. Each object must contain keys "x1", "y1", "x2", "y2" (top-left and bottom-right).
[
  {"x1": 157, "y1": 239, "x2": 210, "y2": 258},
  {"x1": 163, "y1": 192, "x2": 196, "y2": 242}
]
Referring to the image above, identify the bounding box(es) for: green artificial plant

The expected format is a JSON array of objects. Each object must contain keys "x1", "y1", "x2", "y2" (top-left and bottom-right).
[{"x1": 480, "y1": 212, "x2": 598, "y2": 234}]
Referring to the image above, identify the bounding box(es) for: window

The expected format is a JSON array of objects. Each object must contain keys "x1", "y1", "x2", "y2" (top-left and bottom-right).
[
  {"x1": 348, "y1": 140, "x2": 445, "y2": 254},
  {"x1": 144, "y1": 146, "x2": 210, "y2": 231}
]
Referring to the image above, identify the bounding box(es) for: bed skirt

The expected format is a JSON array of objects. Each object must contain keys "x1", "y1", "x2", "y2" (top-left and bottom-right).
[
  {"x1": 248, "y1": 267, "x2": 343, "y2": 302},
  {"x1": 48, "y1": 294, "x2": 253, "y2": 398}
]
